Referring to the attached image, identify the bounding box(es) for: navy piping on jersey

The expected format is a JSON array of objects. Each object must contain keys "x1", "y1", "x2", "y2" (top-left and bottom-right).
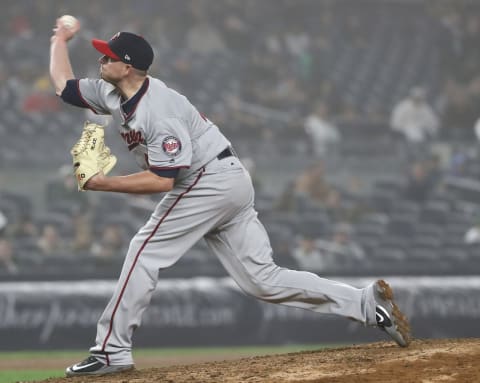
[
  {"x1": 120, "y1": 77, "x2": 149, "y2": 121},
  {"x1": 149, "y1": 167, "x2": 181, "y2": 178},
  {"x1": 100, "y1": 168, "x2": 205, "y2": 361},
  {"x1": 61, "y1": 79, "x2": 97, "y2": 114},
  {"x1": 60, "y1": 78, "x2": 150, "y2": 120}
]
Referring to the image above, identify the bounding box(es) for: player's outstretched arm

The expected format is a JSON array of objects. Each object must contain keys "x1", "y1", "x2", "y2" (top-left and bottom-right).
[
  {"x1": 85, "y1": 171, "x2": 175, "y2": 194},
  {"x1": 49, "y1": 16, "x2": 80, "y2": 95}
]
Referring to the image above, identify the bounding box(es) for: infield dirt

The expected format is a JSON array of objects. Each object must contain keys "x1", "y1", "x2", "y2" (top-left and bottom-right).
[{"x1": 31, "y1": 338, "x2": 480, "y2": 382}]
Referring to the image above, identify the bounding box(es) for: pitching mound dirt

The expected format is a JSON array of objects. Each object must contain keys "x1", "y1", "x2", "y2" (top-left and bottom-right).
[{"x1": 37, "y1": 338, "x2": 480, "y2": 383}]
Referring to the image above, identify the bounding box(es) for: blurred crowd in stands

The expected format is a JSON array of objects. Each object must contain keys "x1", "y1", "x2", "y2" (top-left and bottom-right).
[{"x1": 1, "y1": 0, "x2": 480, "y2": 280}]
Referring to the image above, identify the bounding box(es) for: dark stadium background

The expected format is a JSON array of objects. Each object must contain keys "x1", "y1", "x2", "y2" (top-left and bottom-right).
[{"x1": 1, "y1": 0, "x2": 480, "y2": 350}]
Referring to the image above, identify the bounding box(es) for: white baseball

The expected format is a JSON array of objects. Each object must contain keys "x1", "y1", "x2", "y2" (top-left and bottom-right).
[{"x1": 59, "y1": 15, "x2": 78, "y2": 29}]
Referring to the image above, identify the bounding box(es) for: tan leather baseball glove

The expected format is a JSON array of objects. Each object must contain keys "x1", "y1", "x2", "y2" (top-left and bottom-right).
[{"x1": 70, "y1": 121, "x2": 117, "y2": 191}]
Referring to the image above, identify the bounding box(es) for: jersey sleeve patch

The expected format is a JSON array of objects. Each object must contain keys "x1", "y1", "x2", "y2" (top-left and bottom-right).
[
  {"x1": 146, "y1": 118, "x2": 192, "y2": 169},
  {"x1": 162, "y1": 136, "x2": 182, "y2": 157}
]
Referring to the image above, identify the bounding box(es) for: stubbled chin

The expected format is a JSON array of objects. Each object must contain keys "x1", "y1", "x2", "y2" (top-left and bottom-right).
[
  {"x1": 100, "y1": 74, "x2": 116, "y2": 86},
  {"x1": 100, "y1": 72, "x2": 109, "y2": 82}
]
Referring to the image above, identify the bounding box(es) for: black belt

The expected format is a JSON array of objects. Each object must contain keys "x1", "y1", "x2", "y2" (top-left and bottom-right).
[{"x1": 217, "y1": 147, "x2": 235, "y2": 160}]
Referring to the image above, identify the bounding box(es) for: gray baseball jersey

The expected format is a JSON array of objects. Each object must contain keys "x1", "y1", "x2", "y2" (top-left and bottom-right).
[
  {"x1": 76, "y1": 76, "x2": 230, "y2": 181},
  {"x1": 63, "y1": 76, "x2": 377, "y2": 366}
]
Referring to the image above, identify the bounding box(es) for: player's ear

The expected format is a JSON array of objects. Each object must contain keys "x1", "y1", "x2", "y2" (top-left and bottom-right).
[{"x1": 123, "y1": 64, "x2": 133, "y2": 75}]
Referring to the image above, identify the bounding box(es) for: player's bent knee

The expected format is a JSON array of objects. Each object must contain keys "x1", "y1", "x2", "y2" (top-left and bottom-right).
[
  {"x1": 237, "y1": 264, "x2": 286, "y2": 301},
  {"x1": 239, "y1": 279, "x2": 281, "y2": 302}
]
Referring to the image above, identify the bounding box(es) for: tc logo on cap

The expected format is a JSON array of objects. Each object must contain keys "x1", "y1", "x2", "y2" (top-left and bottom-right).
[{"x1": 92, "y1": 32, "x2": 154, "y2": 71}]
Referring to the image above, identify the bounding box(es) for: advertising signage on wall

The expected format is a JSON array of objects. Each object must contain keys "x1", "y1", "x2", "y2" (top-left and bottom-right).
[{"x1": 0, "y1": 277, "x2": 479, "y2": 349}]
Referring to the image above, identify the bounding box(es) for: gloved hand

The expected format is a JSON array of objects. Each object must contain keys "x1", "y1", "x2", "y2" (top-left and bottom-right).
[{"x1": 70, "y1": 121, "x2": 117, "y2": 191}]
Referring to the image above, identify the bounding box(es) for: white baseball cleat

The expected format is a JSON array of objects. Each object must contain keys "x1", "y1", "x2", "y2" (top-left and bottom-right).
[{"x1": 65, "y1": 355, "x2": 133, "y2": 377}]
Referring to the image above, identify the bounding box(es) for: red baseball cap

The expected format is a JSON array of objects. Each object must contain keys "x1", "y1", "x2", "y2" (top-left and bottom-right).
[{"x1": 92, "y1": 32, "x2": 154, "y2": 71}]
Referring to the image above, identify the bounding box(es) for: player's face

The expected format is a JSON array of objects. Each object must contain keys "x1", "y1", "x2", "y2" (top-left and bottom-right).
[{"x1": 98, "y1": 55, "x2": 128, "y2": 84}]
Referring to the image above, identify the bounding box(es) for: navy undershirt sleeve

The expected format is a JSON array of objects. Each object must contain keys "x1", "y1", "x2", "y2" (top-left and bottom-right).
[
  {"x1": 149, "y1": 168, "x2": 180, "y2": 178},
  {"x1": 60, "y1": 79, "x2": 90, "y2": 108}
]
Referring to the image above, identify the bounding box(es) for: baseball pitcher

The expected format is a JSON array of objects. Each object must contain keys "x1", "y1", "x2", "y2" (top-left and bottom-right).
[{"x1": 49, "y1": 16, "x2": 410, "y2": 377}]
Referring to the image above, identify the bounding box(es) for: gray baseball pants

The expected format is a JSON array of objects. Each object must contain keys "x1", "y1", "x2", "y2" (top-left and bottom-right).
[{"x1": 90, "y1": 156, "x2": 376, "y2": 365}]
